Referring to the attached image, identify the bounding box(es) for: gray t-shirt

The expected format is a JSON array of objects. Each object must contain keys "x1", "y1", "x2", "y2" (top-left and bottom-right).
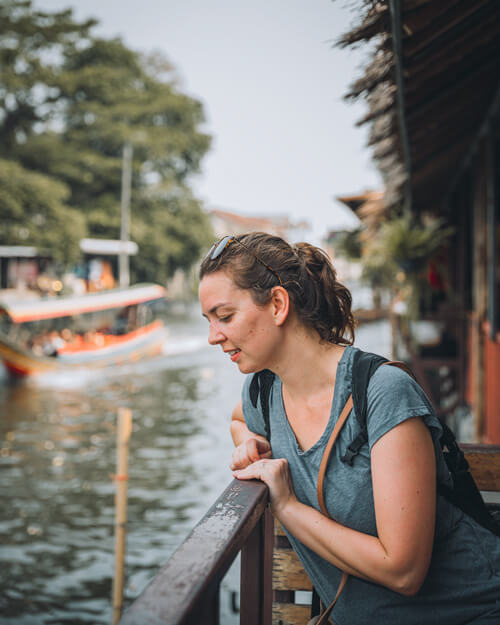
[{"x1": 241, "y1": 346, "x2": 500, "y2": 625}]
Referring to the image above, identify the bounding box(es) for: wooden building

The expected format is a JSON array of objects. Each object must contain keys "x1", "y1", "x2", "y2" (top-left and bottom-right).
[{"x1": 341, "y1": 1, "x2": 500, "y2": 442}]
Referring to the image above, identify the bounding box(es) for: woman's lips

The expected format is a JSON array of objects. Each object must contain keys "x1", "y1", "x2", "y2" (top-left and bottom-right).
[{"x1": 229, "y1": 349, "x2": 241, "y2": 362}]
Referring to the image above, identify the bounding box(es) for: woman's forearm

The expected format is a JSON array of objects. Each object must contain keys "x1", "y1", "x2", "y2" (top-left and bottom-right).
[
  {"x1": 230, "y1": 419, "x2": 253, "y2": 446},
  {"x1": 278, "y1": 498, "x2": 425, "y2": 596}
]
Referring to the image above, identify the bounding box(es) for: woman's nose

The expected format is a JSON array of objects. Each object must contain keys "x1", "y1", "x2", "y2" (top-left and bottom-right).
[{"x1": 208, "y1": 325, "x2": 225, "y2": 345}]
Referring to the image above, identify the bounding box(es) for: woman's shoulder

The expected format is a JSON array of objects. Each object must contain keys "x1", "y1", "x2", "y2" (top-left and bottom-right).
[
  {"x1": 364, "y1": 361, "x2": 437, "y2": 448},
  {"x1": 368, "y1": 361, "x2": 423, "y2": 398}
]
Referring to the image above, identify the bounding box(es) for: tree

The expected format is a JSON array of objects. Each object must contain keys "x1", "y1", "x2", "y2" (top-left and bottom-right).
[
  {"x1": 0, "y1": 1, "x2": 213, "y2": 283},
  {"x1": 0, "y1": 0, "x2": 96, "y2": 154},
  {"x1": 0, "y1": 158, "x2": 86, "y2": 265}
]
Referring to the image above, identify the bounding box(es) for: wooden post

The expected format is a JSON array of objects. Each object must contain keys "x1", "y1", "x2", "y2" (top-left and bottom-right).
[
  {"x1": 112, "y1": 407, "x2": 133, "y2": 625},
  {"x1": 473, "y1": 145, "x2": 488, "y2": 441},
  {"x1": 240, "y1": 507, "x2": 274, "y2": 625}
]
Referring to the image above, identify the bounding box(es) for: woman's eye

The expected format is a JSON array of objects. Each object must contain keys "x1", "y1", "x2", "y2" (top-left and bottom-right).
[{"x1": 219, "y1": 315, "x2": 233, "y2": 323}]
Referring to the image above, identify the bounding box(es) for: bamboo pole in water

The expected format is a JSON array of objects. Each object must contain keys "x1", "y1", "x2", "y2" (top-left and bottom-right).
[{"x1": 112, "y1": 407, "x2": 132, "y2": 625}]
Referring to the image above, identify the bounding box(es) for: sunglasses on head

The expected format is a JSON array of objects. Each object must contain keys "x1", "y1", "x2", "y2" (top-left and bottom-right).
[{"x1": 206, "y1": 235, "x2": 283, "y2": 286}]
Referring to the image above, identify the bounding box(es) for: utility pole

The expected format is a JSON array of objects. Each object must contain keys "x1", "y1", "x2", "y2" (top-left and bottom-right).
[{"x1": 119, "y1": 143, "x2": 133, "y2": 288}]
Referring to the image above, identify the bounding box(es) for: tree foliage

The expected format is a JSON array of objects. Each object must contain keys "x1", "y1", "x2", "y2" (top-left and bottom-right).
[
  {"x1": 0, "y1": 158, "x2": 86, "y2": 265},
  {"x1": 0, "y1": 0, "x2": 213, "y2": 280}
]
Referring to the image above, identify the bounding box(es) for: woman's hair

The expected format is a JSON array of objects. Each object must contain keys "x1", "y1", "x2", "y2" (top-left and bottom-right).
[{"x1": 199, "y1": 232, "x2": 355, "y2": 345}]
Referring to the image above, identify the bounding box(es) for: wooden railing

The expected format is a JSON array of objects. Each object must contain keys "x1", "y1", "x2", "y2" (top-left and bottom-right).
[
  {"x1": 118, "y1": 479, "x2": 273, "y2": 625},
  {"x1": 119, "y1": 445, "x2": 500, "y2": 625}
]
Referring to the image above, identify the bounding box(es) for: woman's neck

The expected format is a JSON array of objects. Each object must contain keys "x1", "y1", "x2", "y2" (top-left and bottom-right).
[{"x1": 271, "y1": 326, "x2": 346, "y2": 400}]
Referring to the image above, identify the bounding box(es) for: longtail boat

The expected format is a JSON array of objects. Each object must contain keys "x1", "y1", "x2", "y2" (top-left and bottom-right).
[{"x1": 0, "y1": 283, "x2": 168, "y2": 376}]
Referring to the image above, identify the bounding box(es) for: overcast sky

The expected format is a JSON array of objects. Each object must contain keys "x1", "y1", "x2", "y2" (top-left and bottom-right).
[{"x1": 35, "y1": 0, "x2": 380, "y2": 241}]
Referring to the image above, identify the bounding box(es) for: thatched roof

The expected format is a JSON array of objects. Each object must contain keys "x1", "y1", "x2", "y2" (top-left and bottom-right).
[{"x1": 340, "y1": 0, "x2": 500, "y2": 214}]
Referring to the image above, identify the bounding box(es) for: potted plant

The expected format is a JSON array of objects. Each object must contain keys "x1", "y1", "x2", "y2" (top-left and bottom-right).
[
  {"x1": 379, "y1": 214, "x2": 454, "y2": 274},
  {"x1": 376, "y1": 214, "x2": 455, "y2": 354}
]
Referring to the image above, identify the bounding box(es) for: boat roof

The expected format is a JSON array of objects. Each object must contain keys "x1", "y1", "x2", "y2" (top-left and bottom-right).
[{"x1": 0, "y1": 283, "x2": 167, "y2": 323}]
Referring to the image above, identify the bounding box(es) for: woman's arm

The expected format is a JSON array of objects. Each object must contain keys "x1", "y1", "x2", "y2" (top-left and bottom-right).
[
  {"x1": 230, "y1": 400, "x2": 272, "y2": 469},
  {"x1": 234, "y1": 416, "x2": 436, "y2": 596}
]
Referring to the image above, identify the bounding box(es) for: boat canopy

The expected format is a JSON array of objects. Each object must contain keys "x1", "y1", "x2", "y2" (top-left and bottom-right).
[{"x1": 0, "y1": 283, "x2": 166, "y2": 324}]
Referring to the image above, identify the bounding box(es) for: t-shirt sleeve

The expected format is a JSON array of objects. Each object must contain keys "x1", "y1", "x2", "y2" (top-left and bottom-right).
[
  {"x1": 365, "y1": 364, "x2": 441, "y2": 450},
  {"x1": 241, "y1": 373, "x2": 268, "y2": 438}
]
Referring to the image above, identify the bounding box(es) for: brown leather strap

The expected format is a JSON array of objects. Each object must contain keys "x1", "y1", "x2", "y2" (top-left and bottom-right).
[
  {"x1": 311, "y1": 393, "x2": 353, "y2": 624},
  {"x1": 317, "y1": 394, "x2": 353, "y2": 516},
  {"x1": 312, "y1": 359, "x2": 415, "y2": 623},
  {"x1": 383, "y1": 360, "x2": 417, "y2": 381},
  {"x1": 318, "y1": 360, "x2": 414, "y2": 516},
  {"x1": 314, "y1": 571, "x2": 348, "y2": 625}
]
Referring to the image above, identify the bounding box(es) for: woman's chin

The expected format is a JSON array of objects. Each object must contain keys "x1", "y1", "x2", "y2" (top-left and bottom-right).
[
  {"x1": 234, "y1": 357, "x2": 255, "y2": 374},
  {"x1": 236, "y1": 360, "x2": 266, "y2": 375}
]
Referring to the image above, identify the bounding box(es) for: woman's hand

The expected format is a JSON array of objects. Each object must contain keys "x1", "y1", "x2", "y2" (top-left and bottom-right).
[
  {"x1": 230, "y1": 436, "x2": 272, "y2": 470},
  {"x1": 233, "y1": 457, "x2": 297, "y2": 517}
]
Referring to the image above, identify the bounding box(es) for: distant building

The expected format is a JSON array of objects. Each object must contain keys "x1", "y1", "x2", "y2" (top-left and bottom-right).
[
  {"x1": 209, "y1": 208, "x2": 311, "y2": 243},
  {"x1": 0, "y1": 246, "x2": 52, "y2": 293}
]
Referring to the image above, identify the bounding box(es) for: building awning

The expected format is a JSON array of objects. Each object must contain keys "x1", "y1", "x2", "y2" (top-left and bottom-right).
[
  {"x1": 80, "y1": 238, "x2": 138, "y2": 256},
  {"x1": 0, "y1": 246, "x2": 39, "y2": 258}
]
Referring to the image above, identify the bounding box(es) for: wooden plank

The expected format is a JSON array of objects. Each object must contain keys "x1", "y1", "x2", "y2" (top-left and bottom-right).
[
  {"x1": 272, "y1": 603, "x2": 310, "y2": 625},
  {"x1": 462, "y1": 445, "x2": 500, "y2": 491},
  {"x1": 273, "y1": 550, "x2": 313, "y2": 591}
]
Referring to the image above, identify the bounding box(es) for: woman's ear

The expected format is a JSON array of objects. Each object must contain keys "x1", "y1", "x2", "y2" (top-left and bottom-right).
[{"x1": 270, "y1": 286, "x2": 290, "y2": 326}]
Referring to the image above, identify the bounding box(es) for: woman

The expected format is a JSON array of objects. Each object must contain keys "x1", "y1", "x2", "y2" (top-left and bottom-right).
[{"x1": 199, "y1": 232, "x2": 500, "y2": 624}]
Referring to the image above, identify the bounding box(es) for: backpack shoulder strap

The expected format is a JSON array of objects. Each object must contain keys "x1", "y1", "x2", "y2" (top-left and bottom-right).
[
  {"x1": 248, "y1": 369, "x2": 275, "y2": 439},
  {"x1": 341, "y1": 351, "x2": 415, "y2": 465},
  {"x1": 341, "y1": 350, "x2": 386, "y2": 465}
]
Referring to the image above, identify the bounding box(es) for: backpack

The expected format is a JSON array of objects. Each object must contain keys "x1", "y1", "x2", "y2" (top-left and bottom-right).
[{"x1": 248, "y1": 348, "x2": 500, "y2": 538}]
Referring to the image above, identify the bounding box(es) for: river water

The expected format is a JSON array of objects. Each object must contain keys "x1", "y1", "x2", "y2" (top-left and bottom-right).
[{"x1": 0, "y1": 299, "x2": 390, "y2": 625}]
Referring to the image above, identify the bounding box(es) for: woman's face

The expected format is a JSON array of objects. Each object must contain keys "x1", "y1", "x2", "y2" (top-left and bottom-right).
[{"x1": 199, "y1": 270, "x2": 281, "y2": 374}]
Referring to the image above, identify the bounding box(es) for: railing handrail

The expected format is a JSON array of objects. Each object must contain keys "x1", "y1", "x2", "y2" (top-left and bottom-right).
[{"x1": 119, "y1": 478, "x2": 270, "y2": 625}]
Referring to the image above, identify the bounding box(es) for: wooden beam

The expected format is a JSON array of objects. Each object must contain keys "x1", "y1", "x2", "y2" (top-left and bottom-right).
[
  {"x1": 404, "y1": 0, "x2": 492, "y2": 58},
  {"x1": 406, "y1": 54, "x2": 500, "y2": 124},
  {"x1": 410, "y1": 107, "x2": 482, "y2": 157},
  {"x1": 411, "y1": 136, "x2": 472, "y2": 187},
  {"x1": 486, "y1": 124, "x2": 498, "y2": 339},
  {"x1": 443, "y1": 82, "x2": 500, "y2": 209},
  {"x1": 405, "y1": 14, "x2": 500, "y2": 83},
  {"x1": 472, "y1": 145, "x2": 489, "y2": 441},
  {"x1": 389, "y1": 0, "x2": 413, "y2": 212}
]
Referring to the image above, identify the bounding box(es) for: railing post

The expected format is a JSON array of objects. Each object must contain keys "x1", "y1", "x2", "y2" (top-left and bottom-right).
[
  {"x1": 197, "y1": 588, "x2": 219, "y2": 625},
  {"x1": 240, "y1": 507, "x2": 274, "y2": 625}
]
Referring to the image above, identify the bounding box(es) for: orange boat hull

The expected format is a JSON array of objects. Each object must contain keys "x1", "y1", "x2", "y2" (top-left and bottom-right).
[{"x1": 0, "y1": 320, "x2": 167, "y2": 377}]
